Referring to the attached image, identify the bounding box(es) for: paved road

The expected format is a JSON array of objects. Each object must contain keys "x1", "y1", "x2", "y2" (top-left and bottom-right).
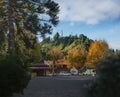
[{"x1": 13, "y1": 76, "x2": 94, "y2": 97}]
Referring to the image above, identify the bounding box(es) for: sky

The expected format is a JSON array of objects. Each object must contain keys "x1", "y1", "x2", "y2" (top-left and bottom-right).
[{"x1": 52, "y1": 0, "x2": 120, "y2": 50}]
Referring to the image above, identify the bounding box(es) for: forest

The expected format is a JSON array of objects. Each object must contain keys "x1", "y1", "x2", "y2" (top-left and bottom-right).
[{"x1": 40, "y1": 32, "x2": 119, "y2": 69}]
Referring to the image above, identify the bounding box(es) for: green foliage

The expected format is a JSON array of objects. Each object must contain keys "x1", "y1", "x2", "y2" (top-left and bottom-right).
[
  {"x1": 0, "y1": 1, "x2": 56, "y2": 96},
  {"x1": 88, "y1": 53, "x2": 120, "y2": 97},
  {"x1": 41, "y1": 33, "x2": 93, "y2": 58},
  {"x1": 0, "y1": 54, "x2": 31, "y2": 97},
  {"x1": 0, "y1": 40, "x2": 8, "y2": 55},
  {"x1": 0, "y1": 32, "x2": 39, "y2": 97},
  {"x1": 54, "y1": 32, "x2": 60, "y2": 42},
  {"x1": 31, "y1": 43, "x2": 42, "y2": 62},
  {"x1": 0, "y1": 0, "x2": 59, "y2": 52},
  {"x1": 14, "y1": 29, "x2": 42, "y2": 63}
]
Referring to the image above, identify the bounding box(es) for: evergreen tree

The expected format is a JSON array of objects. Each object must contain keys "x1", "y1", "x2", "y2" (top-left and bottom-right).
[
  {"x1": 54, "y1": 32, "x2": 60, "y2": 41},
  {"x1": 88, "y1": 53, "x2": 120, "y2": 97},
  {"x1": 0, "y1": 0, "x2": 59, "y2": 53},
  {"x1": 0, "y1": 53, "x2": 31, "y2": 97},
  {"x1": 0, "y1": 0, "x2": 59, "y2": 97}
]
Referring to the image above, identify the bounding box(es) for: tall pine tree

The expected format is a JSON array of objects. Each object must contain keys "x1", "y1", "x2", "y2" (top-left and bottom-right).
[{"x1": 0, "y1": 0, "x2": 59, "y2": 53}]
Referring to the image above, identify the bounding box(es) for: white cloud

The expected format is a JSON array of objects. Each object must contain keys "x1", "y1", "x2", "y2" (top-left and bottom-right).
[{"x1": 55, "y1": 0, "x2": 120, "y2": 24}]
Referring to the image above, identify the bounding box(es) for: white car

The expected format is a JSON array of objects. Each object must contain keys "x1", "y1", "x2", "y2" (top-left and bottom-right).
[
  {"x1": 82, "y1": 69, "x2": 96, "y2": 76},
  {"x1": 58, "y1": 71, "x2": 71, "y2": 76},
  {"x1": 70, "y1": 68, "x2": 78, "y2": 75}
]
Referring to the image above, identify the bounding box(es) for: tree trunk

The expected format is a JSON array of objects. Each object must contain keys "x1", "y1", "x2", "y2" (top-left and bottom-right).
[
  {"x1": 8, "y1": 0, "x2": 15, "y2": 53},
  {"x1": 52, "y1": 60, "x2": 55, "y2": 75}
]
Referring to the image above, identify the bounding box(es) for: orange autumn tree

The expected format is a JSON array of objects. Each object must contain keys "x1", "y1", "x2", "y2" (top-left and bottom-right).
[
  {"x1": 86, "y1": 40, "x2": 109, "y2": 68},
  {"x1": 66, "y1": 48, "x2": 87, "y2": 69},
  {"x1": 47, "y1": 47, "x2": 63, "y2": 74}
]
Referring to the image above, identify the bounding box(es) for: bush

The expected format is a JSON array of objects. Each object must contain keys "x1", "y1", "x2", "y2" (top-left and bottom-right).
[
  {"x1": 0, "y1": 54, "x2": 31, "y2": 97},
  {"x1": 88, "y1": 54, "x2": 120, "y2": 97}
]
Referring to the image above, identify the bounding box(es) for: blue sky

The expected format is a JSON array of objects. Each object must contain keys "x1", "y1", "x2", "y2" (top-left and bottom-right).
[{"x1": 52, "y1": 0, "x2": 120, "y2": 50}]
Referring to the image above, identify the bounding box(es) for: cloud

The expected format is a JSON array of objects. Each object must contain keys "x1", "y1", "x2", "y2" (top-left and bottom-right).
[{"x1": 55, "y1": 0, "x2": 120, "y2": 24}]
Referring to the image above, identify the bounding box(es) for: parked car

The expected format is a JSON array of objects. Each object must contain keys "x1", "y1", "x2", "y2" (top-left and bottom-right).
[
  {"x1": 70, "y1": 68, "x2": 78, "y2": 75},
  {"x1": 82, "y1": 69, "x2": 96, "y2": 76},
  {"x1": 58, "y1": 71, "x2": 71, "y2": 76}
]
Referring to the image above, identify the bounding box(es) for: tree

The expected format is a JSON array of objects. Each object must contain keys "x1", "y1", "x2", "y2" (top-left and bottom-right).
[
  {"x1": 53, "y1": 32, "x2": 60, "y2": 45},
  {"x1": 86, "y1": 40, "x2": 109, "y2": 68},
  {"x1": 66, "y1": 48, "x2": 87, "y2": 69},
  {"x1": 47, "y1": 47, "x2": 63, "y2": 74},
  {"x1": 0, "y1": 0, "x2": 59, "y2": 53},
  {"x1": 54, "y1": 32, "x2": 60, "y2": 40},
  {"x1": 0, "y1": 53, "x2": 31, "y2": 97},
  {"x1": 0, "y1": 32, "x2": 43, "y2": 97},
  {"x1": 88, "y1": 53, "x2": 120, "y2": 97},
  {"x1": 31, "y1": 43, "x2": 42, "y2": 62},
  {"x1": 0, "y1": 0, "x2": 59, "y2": 96},
  {"x1": 63, "y1": 34, "x2": 93, "y2": 52},
  {"x1": 0, "y1": 38, "x2": 8, "y2": 55},
  {"x1": 42, "y1": 36, "x2": 51, "y2": 43}
]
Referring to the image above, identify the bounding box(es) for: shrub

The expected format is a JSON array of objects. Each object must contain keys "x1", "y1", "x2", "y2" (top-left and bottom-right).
[
  {"x1": 88, "y1": 54, "x2": 120, "y2": 97},
  {"x1": 0, "y1": 54, "x2": 31, "y2": 97}
]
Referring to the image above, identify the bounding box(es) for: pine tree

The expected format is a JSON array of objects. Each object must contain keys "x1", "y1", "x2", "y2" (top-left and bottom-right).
[
  {"x1": 0, "y1": 0, "x2": 59, "y2": 53},
  {"x1": 88, "y1": 53, "x2": 120, "y2": 97}
]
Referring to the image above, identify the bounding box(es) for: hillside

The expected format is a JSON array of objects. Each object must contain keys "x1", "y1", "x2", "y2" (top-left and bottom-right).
[{"x1": 40, "y1": 33, "x2": 93, "y2": 58}]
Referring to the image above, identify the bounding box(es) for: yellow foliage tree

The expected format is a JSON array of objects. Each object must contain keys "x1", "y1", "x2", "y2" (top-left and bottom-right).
[
  {"x1": 86, "y1": 40, "x2": 109, "y2": 68},
  {"x1": 66, "y1": 48, "x2": 87, "y2": 69}
]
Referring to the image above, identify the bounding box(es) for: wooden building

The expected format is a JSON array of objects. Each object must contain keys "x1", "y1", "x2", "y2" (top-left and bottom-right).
[
  {"x1": 29, "y1": 62, "x2": 52, "y2": 76},
  {"x1": 44, "y1": 59, "x2": 68, "y2": 73}
]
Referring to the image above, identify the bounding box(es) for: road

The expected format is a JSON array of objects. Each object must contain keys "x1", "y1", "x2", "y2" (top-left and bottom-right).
[{"x1": 13, "y1": 75, "x2": 94, "y2": 97}]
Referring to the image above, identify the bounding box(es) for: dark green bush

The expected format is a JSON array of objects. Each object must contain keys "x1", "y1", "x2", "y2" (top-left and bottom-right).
[
  {"x1": 88, "y1": 54, "x2": 120, "y2": 97},
  {"x1": 0, "y1": 54, "x2": 31, "y2": 97}
]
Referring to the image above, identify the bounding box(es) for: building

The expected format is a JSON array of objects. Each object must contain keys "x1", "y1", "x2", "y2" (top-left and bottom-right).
[
  {"x1": 29, "y1": 62, "x2": 52, "y2": 76},
  {"x1": 44, "y1": 59, "x2": 68, "y2": 73}
]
